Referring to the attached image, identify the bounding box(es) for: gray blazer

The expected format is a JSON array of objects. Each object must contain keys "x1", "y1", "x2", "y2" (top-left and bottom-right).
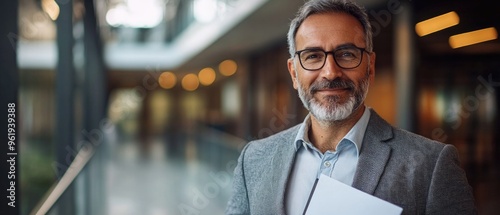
[{"x1": 226, "y1": 109, "x2": 476, "y2": 215}]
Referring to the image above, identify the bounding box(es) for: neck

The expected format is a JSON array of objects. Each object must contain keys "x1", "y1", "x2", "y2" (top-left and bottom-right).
[{"x1": 309, "y1": 105, "x2": 365, "y2": 153}]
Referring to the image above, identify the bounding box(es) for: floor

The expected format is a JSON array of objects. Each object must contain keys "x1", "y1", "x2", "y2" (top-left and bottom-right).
[{"x1": 103, "y1": 129, "x2": 242, "y2": 215}]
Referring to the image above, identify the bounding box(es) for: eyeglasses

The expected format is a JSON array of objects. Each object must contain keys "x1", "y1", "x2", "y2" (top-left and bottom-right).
[{"x1": 295, "y1": 45, "x2": 368, "y2": 70}]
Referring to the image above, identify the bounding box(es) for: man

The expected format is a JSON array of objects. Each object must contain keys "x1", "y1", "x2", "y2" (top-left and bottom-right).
[{"x1": 226, "y1": 0, "x2": 476, "y2": 214}]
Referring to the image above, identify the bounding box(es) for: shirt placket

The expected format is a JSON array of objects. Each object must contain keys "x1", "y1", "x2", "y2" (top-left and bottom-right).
[{"x1": 318, "y1": 151, "x2": 339, "y2": 178}]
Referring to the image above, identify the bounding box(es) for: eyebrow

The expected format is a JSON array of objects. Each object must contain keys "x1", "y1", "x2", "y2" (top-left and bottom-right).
[
  {"x1": 335, "y1": 43, "x2": 359, "y2": 49},
  {"x1": 301, "y1": 43, "x2": 361, "y2": 51}
]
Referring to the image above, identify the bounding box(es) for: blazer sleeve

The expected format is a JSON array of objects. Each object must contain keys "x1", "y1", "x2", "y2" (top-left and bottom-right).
[
  {"x1": 226, "y1": 143, "x2": 251, "y2": 215},
  {"x1": 426, "y1": 144, "x2": 477, "y2": 214}
]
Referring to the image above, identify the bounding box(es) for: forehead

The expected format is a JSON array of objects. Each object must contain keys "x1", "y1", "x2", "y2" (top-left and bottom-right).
[{"x1": 295, "y1": 12, "x2": 365, "y2": 50}]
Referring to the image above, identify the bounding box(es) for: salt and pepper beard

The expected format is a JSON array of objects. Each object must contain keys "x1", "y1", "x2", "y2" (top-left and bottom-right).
[{"x1": 296, "y1": 67, "x2": 371, "y2": 125}]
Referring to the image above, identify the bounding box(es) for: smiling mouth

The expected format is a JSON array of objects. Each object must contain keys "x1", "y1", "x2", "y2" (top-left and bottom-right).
[{"x1": 314, "y1": 87, "x2": 351, "y2": 95}]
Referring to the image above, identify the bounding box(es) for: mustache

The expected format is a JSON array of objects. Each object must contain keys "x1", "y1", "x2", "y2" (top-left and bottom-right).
[{"x1": 310, "y1": 78, "x2": 355, "y2": 93}]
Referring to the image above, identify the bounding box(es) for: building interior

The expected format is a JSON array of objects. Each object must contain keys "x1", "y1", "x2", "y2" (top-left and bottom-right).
[{"x1": 1, "y1": 0, "x2": 499, "y2": 214}]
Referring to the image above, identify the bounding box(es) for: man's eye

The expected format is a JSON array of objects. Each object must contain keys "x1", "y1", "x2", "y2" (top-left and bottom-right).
[
  {"x1": 342, "y1": 52, "x2": 354, "y2": 57},
  {"x1": 303, "y1": 52, "x2": 323, "y2": 60},
  {"x1": 337, "y1": 51, "x2": 357, "y2": 59},
  {"x1": 306, "y1": 54, "x2": 318, "y2": 59}
]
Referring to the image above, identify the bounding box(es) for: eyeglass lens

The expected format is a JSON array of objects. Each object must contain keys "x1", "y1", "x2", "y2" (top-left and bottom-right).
[{"x1": 299, "y1": 47, "x2": 362, "y2": 70}]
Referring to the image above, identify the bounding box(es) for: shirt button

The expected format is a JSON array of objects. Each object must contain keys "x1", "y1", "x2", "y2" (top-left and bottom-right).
[{"x1": 324, "y1": 161, "x2": 331, "y2": 167}]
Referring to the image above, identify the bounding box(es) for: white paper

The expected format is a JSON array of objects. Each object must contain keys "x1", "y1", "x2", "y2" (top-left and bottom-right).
[{"x1": 304, "y1": 174, "x2": 403, "y2": 215}]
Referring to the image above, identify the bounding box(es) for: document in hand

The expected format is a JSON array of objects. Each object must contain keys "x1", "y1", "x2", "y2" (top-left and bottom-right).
[{"x1": 303, "y1": 174, "x2": 403, "y2": 215}]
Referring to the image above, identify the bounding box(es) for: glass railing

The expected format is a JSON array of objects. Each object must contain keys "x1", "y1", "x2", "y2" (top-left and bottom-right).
[{"x1": 30, "y1": 124, "x2": 244, "y2": 215}]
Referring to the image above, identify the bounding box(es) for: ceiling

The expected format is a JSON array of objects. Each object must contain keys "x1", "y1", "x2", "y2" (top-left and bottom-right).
[
  {"x1": 174, "y1": 0, "x2": 387, "y2": 71},
  {"x1": 177, "y1": 0, "x2": 500, "y2": 71}
]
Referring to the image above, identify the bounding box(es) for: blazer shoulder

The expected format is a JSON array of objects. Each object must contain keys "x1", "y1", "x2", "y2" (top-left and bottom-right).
[
  {"x1": 391, "y1": 127, "x2": 445, "y2": 150},
  {"x1": 368, "y1": 110, "x2": 446, "y2": 158},
  {"x1": 244, "y1": 124, "x2": 301, "y2": 156}
]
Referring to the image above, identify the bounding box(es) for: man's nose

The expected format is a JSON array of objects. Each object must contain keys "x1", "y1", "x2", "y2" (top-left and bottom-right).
[{"x1": 320, "y1": 54, "x2": 343, "y2": 80}]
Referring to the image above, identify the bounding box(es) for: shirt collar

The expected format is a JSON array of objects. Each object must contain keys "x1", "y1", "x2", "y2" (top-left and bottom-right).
[
  {"x1": 294, "y1": 114, "x2": 312, "y2": 150},
  {"x1": 293, "y1": 106, "x2": 371, "y2": 154}
]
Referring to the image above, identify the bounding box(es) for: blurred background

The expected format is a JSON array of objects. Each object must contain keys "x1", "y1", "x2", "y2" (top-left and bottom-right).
[{"x1": 1, "y1": 0, "x2": 499, "y2": 214}]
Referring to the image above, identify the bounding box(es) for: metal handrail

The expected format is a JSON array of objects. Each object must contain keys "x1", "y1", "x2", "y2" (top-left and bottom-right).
[{"x1": 30, "y1": 145, "x2": 96, "y2": 215}]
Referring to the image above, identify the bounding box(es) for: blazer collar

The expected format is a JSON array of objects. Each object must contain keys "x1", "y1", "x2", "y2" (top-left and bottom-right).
[
  {"x1": 352, "y1": 109, "x2": 393, "y2": 194},
  {"x1": 270, "y1": 125, "x2": 300, "y2": 215},
  {"x1": 270, "y1": 109, "x2": 394, "y2": 213}
]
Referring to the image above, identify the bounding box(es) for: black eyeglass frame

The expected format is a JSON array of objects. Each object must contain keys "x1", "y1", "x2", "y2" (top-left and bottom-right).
[{"x1": 294, "y1": 45, "x2": 370, "y2": 71}]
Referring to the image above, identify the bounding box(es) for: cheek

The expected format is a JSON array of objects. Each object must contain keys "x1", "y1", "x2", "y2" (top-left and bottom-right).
[
  {"x1": 297, "y1": 71, "x2": 318, "y2": 86},
  {"x1": 345, "y1": 72, "x2": 367, "y2": 88}
]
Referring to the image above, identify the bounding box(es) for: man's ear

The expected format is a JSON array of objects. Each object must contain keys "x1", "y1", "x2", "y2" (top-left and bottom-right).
[{"x1": 288, "y1": 58, "x2": 299, "y2": 90}]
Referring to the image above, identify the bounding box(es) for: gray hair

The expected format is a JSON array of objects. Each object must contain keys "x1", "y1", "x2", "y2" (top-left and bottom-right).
[{"x1": 287, "y1": 0, "x2": 373, "y2": 58}]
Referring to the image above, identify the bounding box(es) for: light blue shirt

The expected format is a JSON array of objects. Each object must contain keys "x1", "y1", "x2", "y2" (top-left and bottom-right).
[{"x1": 285, "y1": 107, "x2": 371, "y2": 215}]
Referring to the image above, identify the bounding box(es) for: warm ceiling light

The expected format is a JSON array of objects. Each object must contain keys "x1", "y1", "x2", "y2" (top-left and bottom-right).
[
  {"x1": 198, "y1": 67, "x2": 216, "y2": 86},
  {"x1": 449, "y1": 27, "x2": 498, "y2": 49},
  {"x1": 158, "y1": 71, "x2": 176, "y2": 89},
  {"x1": 219, "y1": 60, "x2": 237, "y2": 76},
  {"x1": 181, "y1": 74, "x2": 200, "y2": 91},
  {"x1": 415, "y1": 11, "x2": 459, "y2": 37}
]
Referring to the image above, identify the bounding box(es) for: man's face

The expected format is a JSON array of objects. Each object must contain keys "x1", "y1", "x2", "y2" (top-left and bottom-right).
[{"x1": 288, "y1": 12, "x2": 376, "y2": 123}]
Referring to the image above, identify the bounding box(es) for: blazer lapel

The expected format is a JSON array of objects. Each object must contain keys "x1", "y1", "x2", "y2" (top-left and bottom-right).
[
  {"x1": 352, "y1": 109, "x2": 393, "y2": 194},
  {"x1": 270, "y1": 127, "x2": 299, "y2": 214}
]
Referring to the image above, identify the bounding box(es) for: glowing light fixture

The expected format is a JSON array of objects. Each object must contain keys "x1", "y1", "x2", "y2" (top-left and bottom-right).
[
  {"x1": 158, "y1": 71, "x2": 177, "y2": 89},
  {"x1": 219, "y1": 60, "x2": 237, "y2": 76},
  {"x1": 198, "y1": 67, "x2": 216, "y2": 86},
  {"x1": 415, "y1": 11, "x2": 459, "y2": 37},
  {"x1": 449, "y1": 27, "x2": 498, "y2": 49},
  {"x1": 182, "y1": 74, "x2": 200, "y2": 91},
  {"x1": 42, "y1": 0, "x2": 60, "y2": 21},
  {"x1": 194, "y1": 0, "x2": 218, "y2": 23},
  {"x1": 106, "y1": 0, "x2": 163, "y2": 28}
]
